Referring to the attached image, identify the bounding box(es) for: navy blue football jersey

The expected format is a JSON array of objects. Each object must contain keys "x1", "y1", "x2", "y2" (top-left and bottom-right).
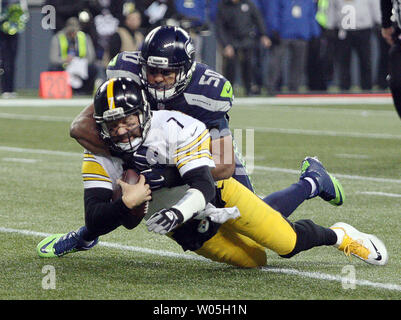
[
  {"x1": 107, "y1": 51, "x2": 254, "y2": 192},
  {"x1": 106, "y1": 51, "x2": 233, "y2": 136}
]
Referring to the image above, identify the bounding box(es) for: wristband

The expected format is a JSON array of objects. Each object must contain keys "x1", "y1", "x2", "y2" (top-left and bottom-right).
[{"x1": 172, "y1": 188, "x2": 206, "y2": 223}]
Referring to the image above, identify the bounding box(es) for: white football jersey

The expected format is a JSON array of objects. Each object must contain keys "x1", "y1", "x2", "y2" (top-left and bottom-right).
[{"x1": 81, "y1": 110, "x2": 215, "y2": 192}]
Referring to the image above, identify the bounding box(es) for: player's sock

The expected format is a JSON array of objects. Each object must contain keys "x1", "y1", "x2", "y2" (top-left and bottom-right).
[
  {"x1": 78, "y1": 225, "x2": 98, "y2": 244},
  {"x1": 280, "y1": 219, "x2": 338, "y2": 258},
  {"x1": 262, "y1": 179, "x2": 311, "y2": 217},
  {"x1": 303, "y1": 177, "x2": 318, "y2": 197}
]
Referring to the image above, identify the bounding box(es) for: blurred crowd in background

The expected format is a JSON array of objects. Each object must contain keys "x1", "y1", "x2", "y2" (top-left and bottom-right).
[{"x1": 0, "y1": 0, "x2": 390, "y2": 97}]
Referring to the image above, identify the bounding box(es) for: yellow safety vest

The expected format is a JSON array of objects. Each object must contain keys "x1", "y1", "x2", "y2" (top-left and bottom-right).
[{"x1": 58, "y1": 31, "x2": 87, "y2": 60}]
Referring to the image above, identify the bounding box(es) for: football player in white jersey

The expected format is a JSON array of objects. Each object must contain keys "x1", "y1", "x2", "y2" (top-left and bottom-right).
[
  {"x1": 37, "y1": 78, "x2": 387, "y2": 267},
  {"x1": 70, "y1": 25, "x2": 345, "y2": 221}
]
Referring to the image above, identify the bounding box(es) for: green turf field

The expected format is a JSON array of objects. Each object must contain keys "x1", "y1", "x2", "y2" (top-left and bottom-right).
[{"x1": 0, "y1": 100, "x2": 400, "y2": 302}]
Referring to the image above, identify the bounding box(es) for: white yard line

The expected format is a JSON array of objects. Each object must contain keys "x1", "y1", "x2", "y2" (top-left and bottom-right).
[
  {"x1": 253, "y1": 165, "x2": 401, "y2": 184},
  {"x1": 248, "y1": 126, "x2": 401, "y2": 140},
  {"x1": 260, "y1": 267, "x2": 401, "y2": 292},
  {"x1": 0, "y1": 226, "x2": 399, "y2": 292},
  {"x1": 234, "y1": 96, "x2": 393, "y2": 105},
  {"x1": 356, "y1": 191, "x2": 401, "y2": 198},
  {"x1": 233, "y1": 104, "x2": 396, "y2": 117},
  {"x1": 1, "y1": 112, "x2": 400, "y2": 140},
  {"x1": 0, "y1": 96, "x2": 393, "y2": 107},
  {"x1": 335, "y1": 154, "x2": 370, "y2": 159},
  {"x1": 2, "y1": 157, "x2": 39, "y2": 163},
  {"x1": 0, "y1": 146, "x2": 82, "y2": 157},
  {"x1": 1, "y1": 146, "x2": 400, "y2": 184},
  {"x1": 0, "y1": 98, "x2": 91, "y2": 107},
  {"x1": 0, "y1": 113, "x2": 72, "y2": 122}
]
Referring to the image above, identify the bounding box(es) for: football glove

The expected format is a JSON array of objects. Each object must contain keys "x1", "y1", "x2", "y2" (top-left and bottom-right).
[
  {"x1": 196, "y1": 203, "x2": 240, "y2": 224},
  {"x1": 140, "y1": 167, "x2": 166, "y2": 190},
  {"x1": 132, "y1": 147, "x2": 157, "y2": 171},
  {"x1": 146, "y1": 208, "x2": 184, "y2": 235}
]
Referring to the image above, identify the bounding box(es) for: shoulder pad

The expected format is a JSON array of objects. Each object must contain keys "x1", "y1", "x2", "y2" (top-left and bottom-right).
[
  {"x1": 106, "y1": 51, "x2": 141, "y2": 84},
  {"x1": 184, "y1": 63, "x2": 233, "y2": 112},
  {"x1": 190, "y1": 63, "x2": 233, "y2": 99}
]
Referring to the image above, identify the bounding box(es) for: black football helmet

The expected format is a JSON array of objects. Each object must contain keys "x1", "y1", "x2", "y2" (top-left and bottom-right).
[
  {"x1": 93, "y1": 77, "x2": 151, "y2": 153},
  {"x1": 140, "y1": 25, "x2": 196, "y2": 102}
]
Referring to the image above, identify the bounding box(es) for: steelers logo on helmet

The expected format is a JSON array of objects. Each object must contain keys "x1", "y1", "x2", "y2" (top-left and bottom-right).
[
  {"x1": 93, "y1": 77, "x2": 151, "y2": 153},
  {"x1": 139, "y1": 25, "x2": 196, "y2": 102}
]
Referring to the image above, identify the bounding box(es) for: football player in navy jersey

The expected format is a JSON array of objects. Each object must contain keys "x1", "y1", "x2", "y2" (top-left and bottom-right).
[
  {"x1": 70, "y1": 25, "x2": 344, "y2": 219},
  {"x1": 38, "y1": 77, "x2": 387, "y2": 267}
]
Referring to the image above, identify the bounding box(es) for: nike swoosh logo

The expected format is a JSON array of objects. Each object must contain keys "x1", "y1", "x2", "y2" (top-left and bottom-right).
[
  {"x1": 370, "y1": 240, "x2": 382, "y2": 261},
  {"x1": 40, "y1": 238, "x2": 57, "y2": 253}
]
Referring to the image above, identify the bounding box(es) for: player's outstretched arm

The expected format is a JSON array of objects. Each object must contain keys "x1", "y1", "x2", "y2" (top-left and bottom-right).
[
  {"x1": 70, "y1": 103, "x2": 110, "y2": 155},
  {"x1": 210, "y1": 135, "x2": 235, "y2": 181}
]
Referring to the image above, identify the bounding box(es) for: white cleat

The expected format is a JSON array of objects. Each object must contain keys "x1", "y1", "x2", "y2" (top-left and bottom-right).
[{"x1": 330, "y1": 222, "x2": 388, "y2": 266}]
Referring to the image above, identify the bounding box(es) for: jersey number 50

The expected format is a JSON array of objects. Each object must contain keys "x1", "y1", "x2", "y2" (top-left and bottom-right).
[
  {"x1": 121, "y1": 52, "x2": 140, "y2": 64},
  {"x1": 199, "y1": 69, "x2": 221, "y2": 88}
]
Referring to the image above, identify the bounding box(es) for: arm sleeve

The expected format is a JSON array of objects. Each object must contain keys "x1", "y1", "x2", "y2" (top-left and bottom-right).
[
  {"x1": 84, "y1": 187, "x2": 132, "y2": 234},
  {"x1": 170, "y1": 166, "x2": 216, "y2": 222},
  {"x1": 181, "y1": 165, "x2": 216, "y2": 203}
]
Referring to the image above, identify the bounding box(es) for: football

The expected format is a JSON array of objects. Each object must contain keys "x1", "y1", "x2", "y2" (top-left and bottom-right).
[{"x1": 113, "y1": 169, "x2": 149, "y2": 229}]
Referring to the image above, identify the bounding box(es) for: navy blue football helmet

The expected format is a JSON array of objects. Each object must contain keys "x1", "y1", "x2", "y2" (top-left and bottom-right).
[{"x1": 140, "y1": 25, "x2": 196, "y2": 101}]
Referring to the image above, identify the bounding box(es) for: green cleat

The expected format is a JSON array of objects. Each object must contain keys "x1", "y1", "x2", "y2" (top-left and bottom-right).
[
  {"x1": 37, "y1": 227, "x2": 98, "y2": 258},
  {"x1": 37, "y1": 234, "x2": 66, "y2": 258},
  {"x1": 300, "y1": 156, "x2": 345, "y2": 206}
]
